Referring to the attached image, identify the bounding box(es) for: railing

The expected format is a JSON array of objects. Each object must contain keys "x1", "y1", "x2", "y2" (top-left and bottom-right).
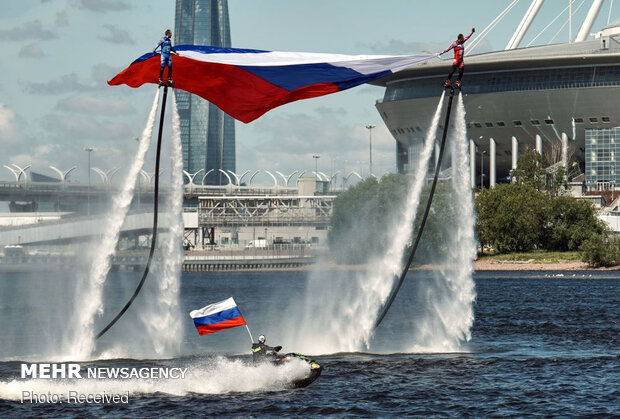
[{"x1": 197, "y1": 214, "x2": 331, "y2": 227}]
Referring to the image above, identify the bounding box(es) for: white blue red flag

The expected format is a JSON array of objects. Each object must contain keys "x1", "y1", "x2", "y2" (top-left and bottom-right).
[
  {"x1": 189, "y1": 297, "x2": 247, "y2": 336},
  {"x1": 108, "y1": 45, "x2": 435, "y2": 123}
]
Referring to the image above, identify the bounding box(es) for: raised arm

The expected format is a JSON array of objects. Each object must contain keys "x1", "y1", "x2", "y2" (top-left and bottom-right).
[{"x1": 463, "y1": 27, "x2": 475, "y2": 43}]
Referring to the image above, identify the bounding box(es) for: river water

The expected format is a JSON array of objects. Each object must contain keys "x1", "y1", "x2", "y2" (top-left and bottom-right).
[{"x1": 0, "y1": 270, "x2": 618, "y2": 416}]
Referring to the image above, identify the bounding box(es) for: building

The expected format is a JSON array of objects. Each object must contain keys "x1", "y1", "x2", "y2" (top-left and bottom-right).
[
  {"x1": 586, "y1": 127, "x2": 620, "y2": 190},
  {"x1": 374, "y1": 1, "x2": 620, "y2": 190},
  {"x1": 174, "y1": 0, "x2": 236, "y2": 185}
]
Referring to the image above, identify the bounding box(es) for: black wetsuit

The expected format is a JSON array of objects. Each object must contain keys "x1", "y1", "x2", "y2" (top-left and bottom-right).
[{"x1": 251, "y1": 342, "x2": 280, "y2": 363}]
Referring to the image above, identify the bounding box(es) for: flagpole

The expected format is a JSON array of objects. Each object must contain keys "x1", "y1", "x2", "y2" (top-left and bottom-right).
[{"x1": 245, "y1": 325, "x2": 254, "y2": 343}]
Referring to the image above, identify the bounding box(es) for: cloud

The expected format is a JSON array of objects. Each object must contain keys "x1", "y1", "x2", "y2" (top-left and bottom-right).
[
  {"x1": 75, "y1": 0, "x2": 130, "y2": 12},
  {"x1": 0, "y1": 103, "x2": 142, "y2": 183},
  {"x1": 91, "y1": 63, "x2": 123, "y2": 82},
  {"x1": 236, "y1": 107, "x2": 396, "y2": 178},
  {"x1": 0, "y1": 103, "x2": 17, "y2": 139},
  {"x1": 18, "y1": 42, "x2": 45, "y2": 58},
  {"x1": 0, "y1": 103, "x2": 52, "y2": 174},
  {"x1": 56, "y1": 95, "x2": 135, "y2": 116},
  {"x1": 25, "y1": 73, "x2": 99, "y2": 94},
  {"x1": 315, "y1": 106, "x2": 347, "y2": 117},
  {"x1": 360, "y1": 38, "x2": 495, "y2": 56},
  {"x1": 97, "y1": 24, "x2": 135, "y2": 45},
  {"x1": 55, "y1": 10, "x2": 69, "y2": 27},
  {"x1": 0, "y1": 20, "x2": 58, "y2": 42},
  {"x1": 358, "y1": 40, "x2": 446, "y2": 55},
  {"x1": 42, "y1": 113, "x2": 134, "y2": 142}
]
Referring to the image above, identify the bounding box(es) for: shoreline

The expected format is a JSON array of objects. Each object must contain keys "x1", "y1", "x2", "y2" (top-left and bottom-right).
[{"x1": 219, "y1": 259, "x2": 620, "y2": 272}]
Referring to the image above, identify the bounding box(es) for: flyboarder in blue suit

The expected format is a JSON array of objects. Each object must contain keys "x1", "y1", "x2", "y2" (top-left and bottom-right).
[{"x1": 154, "y1": 29, "x2": 178, "y2": 86}]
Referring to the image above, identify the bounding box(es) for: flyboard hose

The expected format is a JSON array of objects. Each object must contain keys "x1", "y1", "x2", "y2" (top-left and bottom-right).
[
  {"x1": 374, "y1": 87, "x2": 456, "y2": 329},
  {"x1": 96, "y1": 85, "x2": 168, "y2": 339}
]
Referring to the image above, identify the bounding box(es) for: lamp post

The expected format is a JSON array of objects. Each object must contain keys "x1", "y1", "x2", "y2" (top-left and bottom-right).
[
  {"x1": 135, "y1": 137, "x2": 141, "y2": 205},
  {"x1": 312, "y1": 155, "x2": 320, "y2": 179},
  {"x1": 480, "y1": 150, "x2": 487, "y2": 188},
  {"x1": 365, "y1": 124, "x2": 376, "y2": 176},
  {"x1": 84, "y1": 147, "x2": 94, "y2": 215},
  {"x1": 312, "y1": 155, "x2": 321, "y2": 194}
]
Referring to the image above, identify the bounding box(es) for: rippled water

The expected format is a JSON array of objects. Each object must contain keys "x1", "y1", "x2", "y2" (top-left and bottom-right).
[{"x1": 0, "y1": 270, "x2": 618, "y2": 416}]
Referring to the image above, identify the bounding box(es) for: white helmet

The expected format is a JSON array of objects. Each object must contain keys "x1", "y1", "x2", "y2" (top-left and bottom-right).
[{"x1": 258, "y1": 335, "x2": 266, "y2": 344}]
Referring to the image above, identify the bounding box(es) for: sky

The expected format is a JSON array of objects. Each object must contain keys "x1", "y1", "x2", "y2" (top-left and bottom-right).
[{"x1": 0, "y1": 0, "x2": 617, "y2": 185}]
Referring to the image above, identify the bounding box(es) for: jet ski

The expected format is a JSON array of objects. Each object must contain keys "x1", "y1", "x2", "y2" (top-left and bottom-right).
[{"x1": 272, "y1": 352, "x2": 323, "y2": 388}]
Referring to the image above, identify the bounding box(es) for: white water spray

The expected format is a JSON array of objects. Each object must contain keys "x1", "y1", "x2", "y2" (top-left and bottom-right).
[
  {"x1": 408, "y1": 93, "x2": 476, "y2": 352},
  {"x1": 0, "y1": 357, "x2": 309, "y2": 399},
  {"x1": 137, "y1": 92, "x2": 184, "y2": 356},
  {"x1": 66, "y1": 89, "x2": 160, "y2": 360},
  {"x1": 288, "y1": 93, "x2": 446, "y2": 354}
]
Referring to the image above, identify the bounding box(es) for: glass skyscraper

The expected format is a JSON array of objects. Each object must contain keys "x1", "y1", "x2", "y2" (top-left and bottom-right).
[{"x1": 174, "y1": 0, "x2": 235, "y2": 185}]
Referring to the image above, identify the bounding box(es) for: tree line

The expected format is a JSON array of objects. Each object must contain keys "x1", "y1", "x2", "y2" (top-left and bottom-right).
[{"x1": 328, "y1": 149, "x2": 619, "y2": 267}]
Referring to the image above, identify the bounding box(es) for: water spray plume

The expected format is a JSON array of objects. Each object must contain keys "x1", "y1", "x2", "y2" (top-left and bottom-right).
[
  {"x1": 66, "y1": 89, "x2": 160, "y2": 360},
  {"x1": 401, "y1": 93, "x2": 475, "y2": 352},
  {"x1": 0, "y1": 357, "x2": 309, "y2": 399},
  {"x1": 138, "y1": 91, "x2": 184, "y2": 356},
  {"x1": 287, "y1": 92, "x2": 446, "y2": 353}
]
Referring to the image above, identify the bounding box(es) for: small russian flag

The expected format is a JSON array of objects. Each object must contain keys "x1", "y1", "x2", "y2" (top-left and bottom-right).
[{"x1": 189, "y1": 297, "x2": 247, "y2": 336}]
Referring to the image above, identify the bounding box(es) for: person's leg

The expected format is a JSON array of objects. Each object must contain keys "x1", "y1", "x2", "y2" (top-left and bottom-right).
[
  {"x1": 167, "y1": 59, "x2": 173, "y2": 81},
  {"x1": 159, "y1": 61, "x2": 165, "y2": 82},
  {"x1": 457, "y1": 62, "x2": 464, "y2": 81},
  {"x1": 447, "y1": 63, "x2": 458, "y2": 80}
]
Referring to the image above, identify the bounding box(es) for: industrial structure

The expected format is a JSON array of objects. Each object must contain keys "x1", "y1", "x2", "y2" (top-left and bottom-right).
[
  {"x1": 0, "y1": 169, "x2": 336, "y2": 248},
  {"x1": 375, "y1": 0, "x2": 620, "y2": 191},
  {"x1": 174, "y1": 0, "x2": 236, "y2": 184}
]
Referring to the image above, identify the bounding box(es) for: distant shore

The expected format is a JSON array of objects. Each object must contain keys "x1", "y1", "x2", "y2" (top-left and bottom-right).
[
  {"x1": 246, "y1": 259, "x2": 618, "y2": 272},
  {"x1": 472, "y1": 258, "x2": 609, "y2": 271},
  {"x1": 179, "y1": 250, "x2": 620, "y2": 272}
]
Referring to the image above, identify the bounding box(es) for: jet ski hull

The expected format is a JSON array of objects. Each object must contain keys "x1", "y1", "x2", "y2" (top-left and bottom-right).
[{"x1": 273, "y1": 353, "x2": 323, "y2": 388}]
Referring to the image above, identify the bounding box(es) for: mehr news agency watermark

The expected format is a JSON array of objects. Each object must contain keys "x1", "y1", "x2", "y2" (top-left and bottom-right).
[{"x1": 18, "y1": 363, "x2": 188, "y2": 404}]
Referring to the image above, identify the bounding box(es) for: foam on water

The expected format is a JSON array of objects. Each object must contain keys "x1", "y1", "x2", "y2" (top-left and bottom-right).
[
  {"x1": 65, "y1": 90, "x2": 160, "y2": 360},
  {"x1": 0, "y1": 357, "x2": 309, "y2": 399}
]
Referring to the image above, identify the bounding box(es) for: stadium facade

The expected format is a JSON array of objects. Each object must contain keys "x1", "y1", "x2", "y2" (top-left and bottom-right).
[
  {"x1": 375, "y1": 1, "x2": 620, "y2": 190},
  {"x1": 174, "y1": 0, "x2": 236, "y2": 185}
]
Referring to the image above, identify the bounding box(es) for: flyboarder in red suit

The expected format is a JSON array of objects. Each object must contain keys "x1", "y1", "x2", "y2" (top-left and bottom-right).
[{"x1": 440, "y1": 28, "x2": 475, "y2": 89}]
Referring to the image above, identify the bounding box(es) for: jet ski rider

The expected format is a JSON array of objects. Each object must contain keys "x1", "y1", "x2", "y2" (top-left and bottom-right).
[{"x1": 251, "y1": 335, "x2": 282, "y2": 363}]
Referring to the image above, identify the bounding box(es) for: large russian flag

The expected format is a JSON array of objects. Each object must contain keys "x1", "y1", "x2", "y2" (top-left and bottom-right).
[
  {"x1": 189, "y1": 297, "x2": 247, "y2": 336},
  {"x1": 108, "y1": 45, "x2": 436, "y2": 123}
]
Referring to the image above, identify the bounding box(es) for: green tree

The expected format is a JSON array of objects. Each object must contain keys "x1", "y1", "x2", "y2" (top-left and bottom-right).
[
  {"x1": 511, "y1": 148, "x2": 547, "y2": 191},
  {"x1": 549, "y1": 165, "x2": 569, "y2": 197},
  {"x1": 580, "y1": 232, "x2": 620, "y2": 267},
  {"x1": 544, "y1": 195, "x2": 607, "y2": 251},
  {"x1": 475, "y1": 184, "x2": 550, "y2": 252},
  {"x1": 328, "y1": 173, "x2": 456, "y2": 264},
  {"x1": 328, "y1": 174, "x2": 408, "y2": 263}
]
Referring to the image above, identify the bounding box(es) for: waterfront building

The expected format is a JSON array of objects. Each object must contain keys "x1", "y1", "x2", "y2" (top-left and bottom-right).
[
  {"x1": 174, "y1": 0, "x2": 236, "y2": 185},
  {"x1": 374, "y1": 2, "x2": 620, "y2": 190}
]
